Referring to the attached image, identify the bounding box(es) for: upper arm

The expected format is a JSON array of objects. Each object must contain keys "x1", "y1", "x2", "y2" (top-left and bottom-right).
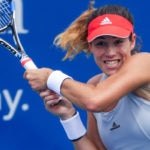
[
  {"x1": 87, "y1": 112, "x2": 106, "y2": 150},
  {"x1": 86, "y1": 75, "x2": 106, "y2": 149},
  {"x1": 87, "y1": 53, "x2": 150, "y2": 111},
  {"x1": 87, "y1": 74, "x2": 102, "y2": 85},
  {"x1": 62, "y1": 53, "x2": 150, "y2": 111}
]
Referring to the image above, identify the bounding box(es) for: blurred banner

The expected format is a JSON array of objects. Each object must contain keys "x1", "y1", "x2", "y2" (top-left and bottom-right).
[{"x1": 0, "y1": 0, "x2": 149, "y2": 150}]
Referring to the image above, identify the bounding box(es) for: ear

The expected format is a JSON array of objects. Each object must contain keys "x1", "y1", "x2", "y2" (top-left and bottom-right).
[
  {"x1": 88, "y1": 43, "x2": 93, "y2": 52},
  {"x1": 130, "y1": 33, "x2": 136, "y2": 50}
]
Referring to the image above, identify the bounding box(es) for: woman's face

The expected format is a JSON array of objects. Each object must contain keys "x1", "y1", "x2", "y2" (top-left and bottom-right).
[{"x1": 89, "y1": 35, "x2": 136, "y2": 76}]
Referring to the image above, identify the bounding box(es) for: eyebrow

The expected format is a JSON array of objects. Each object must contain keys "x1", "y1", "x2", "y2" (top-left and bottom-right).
[{"x1": 95, "y1": 36, "x2": 117, "y2": 40}]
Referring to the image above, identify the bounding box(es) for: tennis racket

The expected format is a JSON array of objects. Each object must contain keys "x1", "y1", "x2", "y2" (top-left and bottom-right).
[{"x1": 0, "y1": 0, "x2": 37, "y2": 69}]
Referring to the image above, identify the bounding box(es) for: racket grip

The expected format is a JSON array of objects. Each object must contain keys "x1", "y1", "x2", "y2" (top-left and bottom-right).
[{"x1": 20, "y1": 57, "x2": 37, "y2": 70}]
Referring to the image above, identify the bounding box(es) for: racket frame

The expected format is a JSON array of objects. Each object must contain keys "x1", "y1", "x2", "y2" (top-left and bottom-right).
[{"x1": 0, "y1": 0, "x2": 37, "y2": 69}]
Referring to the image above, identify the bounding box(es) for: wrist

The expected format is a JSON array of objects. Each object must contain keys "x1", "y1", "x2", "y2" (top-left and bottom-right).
[
  {"x1": 47, "y1": 70, "x2": 72, "y2": 95},
  {"x1": 60, "y1": 111, "x2": 86, "y2": 141},
  {"x1": 60, "y1": 109, "x2": 77, "y2": 121}
]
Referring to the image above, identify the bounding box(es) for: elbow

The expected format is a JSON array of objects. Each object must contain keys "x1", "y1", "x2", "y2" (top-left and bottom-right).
[
  {"x1": 82, "y1": 97, "x2": 105, "y2": 112},
  {"x1": 85, "y1": 104, "x2": 103, "y2": 112}
]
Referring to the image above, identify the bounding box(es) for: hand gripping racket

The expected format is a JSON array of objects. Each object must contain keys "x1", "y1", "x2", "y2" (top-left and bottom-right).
[
  {"x1": 0, "y1": 0, "x2": 37, "y2": 69},
  {"x1": 0, "y1": 0, "x2": 62, "y2": 102}
]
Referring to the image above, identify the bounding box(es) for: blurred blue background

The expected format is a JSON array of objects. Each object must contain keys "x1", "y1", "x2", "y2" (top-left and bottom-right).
[{"x1": 0, "y1": 0, "x2": 149, "y2": 149}]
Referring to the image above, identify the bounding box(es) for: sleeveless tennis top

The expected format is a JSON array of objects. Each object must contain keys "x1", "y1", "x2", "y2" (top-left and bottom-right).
[{"x1": 93, "y1": 73, "x2": 150, "y2": 150}]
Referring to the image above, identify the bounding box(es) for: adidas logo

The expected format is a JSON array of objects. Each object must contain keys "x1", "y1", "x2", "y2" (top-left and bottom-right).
[
  {"x1": 110, "y1": 122, "x2": 120, "y2": 131},
  {"x1": 100, "y1": 17, "x2": 112, "y2": 25}
]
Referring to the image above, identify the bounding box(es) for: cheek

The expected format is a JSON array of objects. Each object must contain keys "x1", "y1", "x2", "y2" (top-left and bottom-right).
[
  {"x1": 118, "y1": 45, "x2": 132, "y2": 56},
  {"x1": 123, "y1": 48, "x2": 132, "y2": 56},
  {"x1": 93, "y1": 51, "x2": 104, "y2": 65},
  {"x1": 89, "y1": 44, "x2": 104, "y2": 56},
  {"x1": 121, "y1": 41, "x2": 134, "y2": 56},
  {"x1": 117, "y1": 49, "x2": 131, "y2": 63},
  {"x1": 92, "y1": 48, "x2": 105, "y2": 57}
]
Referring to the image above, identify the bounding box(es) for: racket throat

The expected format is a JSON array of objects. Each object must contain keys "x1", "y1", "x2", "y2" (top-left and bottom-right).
[{"x1": 20, "y1": 55, "x2": 37, "y2": 69}]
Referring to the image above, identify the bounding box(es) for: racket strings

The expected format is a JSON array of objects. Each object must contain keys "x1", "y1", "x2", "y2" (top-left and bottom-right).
[{"x1": 0, "y1": 0, "x2": 11, "y2": 30}]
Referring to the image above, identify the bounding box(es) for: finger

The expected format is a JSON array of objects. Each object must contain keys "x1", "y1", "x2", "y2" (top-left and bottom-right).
[
  {"x1": 44, "y1": 96, "x2": 63, "y2": 107},
  {"x1": 39, "y1": 89, "x2": 50, "y2": 97},
  {"x1": 58, "y1": 96, "x2": 63, "y2": 101},
  {"x1": 50, "y1": 99, "x2": 62, "y2": 107},
  {"x1": 50, "y1": 96, "x2": 63, "y2": 107},
  {"x1": 40, "y1": 90, "x2": 59, "y2": 99},
  {"x1": 23, "y1": 70, "x2": 31, "y2": 80},
  {"x1": 23, "y1": 71, "x2": 28, "y2": 79}
]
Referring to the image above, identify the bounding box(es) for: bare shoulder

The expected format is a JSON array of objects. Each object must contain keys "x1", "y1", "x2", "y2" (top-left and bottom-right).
[
  {"x1": 122, "y1": 52, "x2": 150, "y2": 72},
  {"x1": 129, "y1": 52, "x2": 150, "y2": 62},
  {"x1": 87, "y1": 73, "x2": 103, "y2": 85},
  {"x1": 134, "y1": 52, "x2": 150, "y2": 56}
]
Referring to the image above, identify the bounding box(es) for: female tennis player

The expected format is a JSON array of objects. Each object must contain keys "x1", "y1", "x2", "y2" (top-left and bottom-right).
[{"x1": 24, "y1": 3, "x2": 150, "y2": 150}]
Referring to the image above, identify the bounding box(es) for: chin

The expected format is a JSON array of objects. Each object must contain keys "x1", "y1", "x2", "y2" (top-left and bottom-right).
[{"x1": 104, "y1": 70, "x2": 118, "y2": 76}]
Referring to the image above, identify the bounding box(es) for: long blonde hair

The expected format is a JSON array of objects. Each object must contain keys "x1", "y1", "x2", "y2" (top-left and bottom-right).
[{"x1": 53, "y1": 0, "x2": 95, "y2": 60}]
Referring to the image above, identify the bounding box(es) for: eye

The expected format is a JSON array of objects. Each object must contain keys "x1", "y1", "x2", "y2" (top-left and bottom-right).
[
  {"x1": 114, "y1": 39, "x2": 123, "y2": 45},
  {"x1": 94, "y1": 41, "x2": 106, "y2": 47}
]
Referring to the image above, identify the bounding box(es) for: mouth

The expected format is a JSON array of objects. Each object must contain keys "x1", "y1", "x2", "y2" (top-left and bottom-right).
[{"x1": 104, "y1": 59, "x2": 120, "y2": 67}]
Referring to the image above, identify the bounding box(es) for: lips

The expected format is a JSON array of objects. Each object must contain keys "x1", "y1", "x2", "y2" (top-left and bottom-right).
[{"x1": 104, "y1": 59, "x2": 120, "y2": 67}]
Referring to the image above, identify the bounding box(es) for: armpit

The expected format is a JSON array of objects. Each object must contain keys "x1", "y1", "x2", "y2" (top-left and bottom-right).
[{"x1": 134, "y1": 83, "x2": 150, "y2": 101}]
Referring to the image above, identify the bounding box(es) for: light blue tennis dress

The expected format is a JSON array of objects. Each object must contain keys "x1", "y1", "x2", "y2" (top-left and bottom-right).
[{"x1": 93, "y1": 74, "x2": 150, "y2": 150}]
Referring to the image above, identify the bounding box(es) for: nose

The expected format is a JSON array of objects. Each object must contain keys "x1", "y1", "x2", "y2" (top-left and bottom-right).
[{"x1": 105, "y1": 45, "x2": 116, "y2": 58}]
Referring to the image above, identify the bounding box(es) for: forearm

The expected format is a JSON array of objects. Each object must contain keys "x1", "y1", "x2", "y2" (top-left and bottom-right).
[
  {"x1": 47, "y1": 64, "x2": 149, "y2": 111},
  {"x1": 25, "y1": 54, "x2": 150, "y2": 111},
  {"x1": 46, "y1": 70, "x2": 100, "y2": 111},
  {"x1": 73, "y1": 135, "x2": 101, "y2": 150},
  {"x1": 46, "y1": 70, "x2": 120, "y2": 112},
  {"x1": 59, "y1": 75, "x2": 127, "y2": 112},
  {"x1": 60, "y1": 111, "x2": 102, "y2": 150},
  {"x1": 61, "y1": 79, "x2": 98, "y2": 110}
]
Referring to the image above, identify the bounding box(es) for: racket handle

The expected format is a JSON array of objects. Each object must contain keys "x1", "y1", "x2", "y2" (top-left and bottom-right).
[{"x1": 20, "y1": 56, "x2": 37, "y2": 70}]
